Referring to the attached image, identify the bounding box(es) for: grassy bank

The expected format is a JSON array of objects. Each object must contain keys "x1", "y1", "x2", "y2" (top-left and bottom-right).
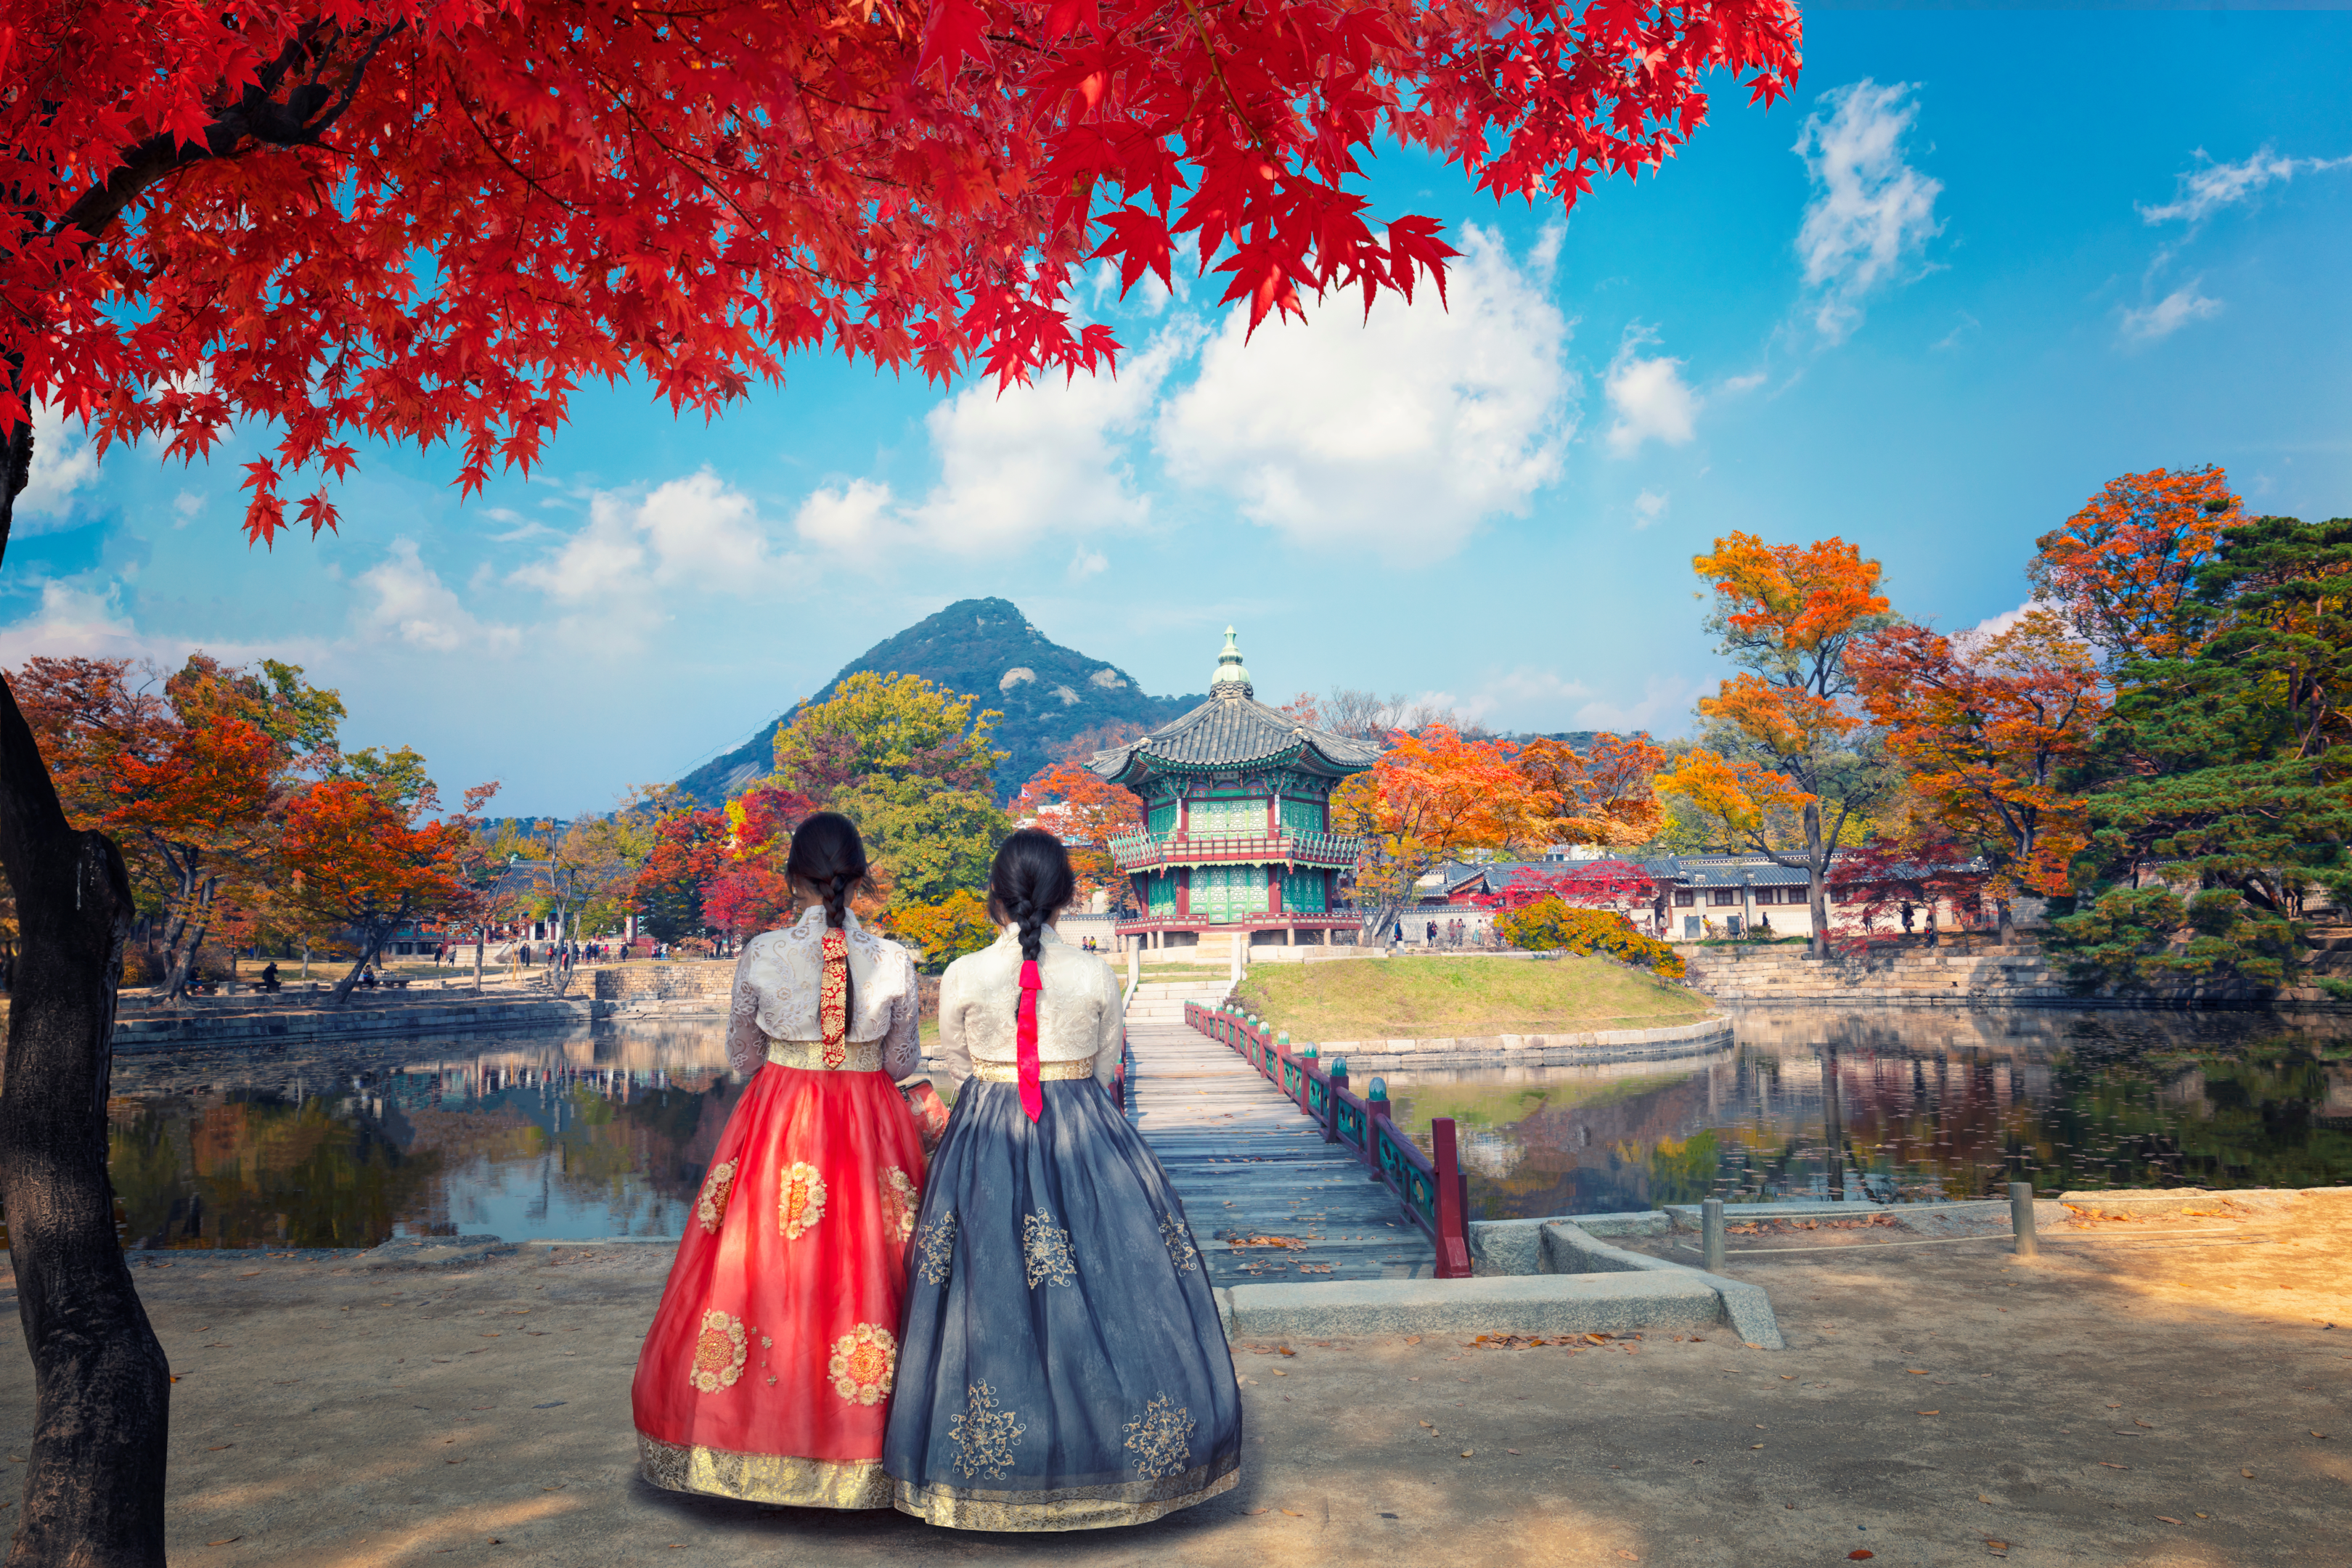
[{"x1": 1235, "y1": 954, "x2": 1714, "y2": 1041}]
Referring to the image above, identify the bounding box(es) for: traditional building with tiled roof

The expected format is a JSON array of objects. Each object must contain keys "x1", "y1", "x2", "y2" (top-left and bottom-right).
[{"x1": 1089, "y1": 629, "x2": 1376, "y2": 950}]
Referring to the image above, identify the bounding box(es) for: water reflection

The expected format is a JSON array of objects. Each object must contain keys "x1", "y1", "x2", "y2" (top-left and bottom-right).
[
  {"x1": 1381, "y1": 1008, "x2": 2352, "y2": 1220},
  {"x1": 107, "y1": 1008, "x2": 2352, "y2": 1246},
  {"x1": 108, "y1": 1023, "x2": 744, "y2": 1250}
]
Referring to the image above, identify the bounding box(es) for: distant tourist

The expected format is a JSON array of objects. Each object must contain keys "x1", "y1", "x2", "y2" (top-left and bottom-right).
[
  {"x1": 259, "y1": 962, "x2": 280, "y2": 994},
  {"x1": 359, "y1": 966, "x2": 378, "y2": 989}
]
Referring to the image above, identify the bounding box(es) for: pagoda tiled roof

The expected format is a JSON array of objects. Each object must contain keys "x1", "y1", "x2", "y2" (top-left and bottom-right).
[{"x1": 1087, "y1": 691, "x2": 1381, "y2": 781}]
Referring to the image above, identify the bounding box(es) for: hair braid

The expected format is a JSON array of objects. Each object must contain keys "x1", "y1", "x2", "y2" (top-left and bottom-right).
[{"x1": 989, "y1": 828, "x2": 1076, "y2": 967}]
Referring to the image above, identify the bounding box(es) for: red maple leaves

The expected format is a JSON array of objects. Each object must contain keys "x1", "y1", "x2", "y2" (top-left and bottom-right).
[{"x1": 2, "y1": 1, "x2": 1802, "y2": 543}]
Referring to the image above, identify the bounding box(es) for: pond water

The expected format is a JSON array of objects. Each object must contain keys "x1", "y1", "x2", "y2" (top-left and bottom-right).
[
  {"x1": 1379, "y1": 1008, "x2": 2352, "y2": 1220},
  {"x1": 102, "y1": 1008, "x2": 2352, "y2": 1249},
  {"x1": 107, "y1": 1024, "x2": 746, "y2": 1251}
]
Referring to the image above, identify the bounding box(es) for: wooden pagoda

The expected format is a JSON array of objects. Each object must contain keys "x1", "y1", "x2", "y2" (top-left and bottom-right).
[{"x1": 1089, "y1": 629, "x2": 1376, "y2": 950}]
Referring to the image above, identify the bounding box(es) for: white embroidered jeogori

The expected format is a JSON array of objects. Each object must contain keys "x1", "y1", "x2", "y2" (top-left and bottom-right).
[{"x1": 724, "y1": 907, "x2": 922, "y2": 1079}]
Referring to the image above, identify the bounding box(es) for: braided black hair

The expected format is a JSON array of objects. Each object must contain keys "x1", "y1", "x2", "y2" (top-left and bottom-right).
[
  {"x1": 988, "y1": 828, "x2": 1075, "y2": 963},
  {"x1": 787, "y1": 812, "x2": 874, "y2": 1015}
]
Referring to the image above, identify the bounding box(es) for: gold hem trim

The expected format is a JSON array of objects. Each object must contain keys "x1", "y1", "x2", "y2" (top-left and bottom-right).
[
  {"x1": 967, "y1": 1057, "x2": 1096, "y2": 1083},
  {"x1": 637, "y1": 1432, "x2": 893, "y2": 1509},
  {"x1": 765, "y1": 1037, "x2": 883, "y2": 1072},
  {"x1": 890, "y1": 1458, "x2": 1238, "y2": 1532}
]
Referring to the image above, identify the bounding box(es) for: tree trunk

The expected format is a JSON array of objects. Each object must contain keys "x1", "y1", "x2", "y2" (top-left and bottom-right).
[
  {"x1": 330, "y1": 921, "x2": 396, "y2": 1007},
  {"x1": 1804, "y1": 799, "x2": 1830, "y2": 958},
  {"x1": 0, "y1": 669, "x2": 171, "y2": 1568}
]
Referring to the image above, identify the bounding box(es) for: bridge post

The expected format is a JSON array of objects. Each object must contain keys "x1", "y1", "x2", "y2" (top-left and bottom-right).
[
  {"x1": 1432, "y1": 1117, "x2": 1472, "y2": 1278},
  {"x1": 1365, "y1": 1079, "x2": 1391, "y2": 1180},
  {"x1": 1325, "y1": 1057, "x2": 1345, "y2": 1145}
]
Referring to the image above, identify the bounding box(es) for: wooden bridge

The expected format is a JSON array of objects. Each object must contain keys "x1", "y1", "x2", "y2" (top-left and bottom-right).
[{"x1": 1122, "y1": 979, "x2": 1448, "y2": 1286}]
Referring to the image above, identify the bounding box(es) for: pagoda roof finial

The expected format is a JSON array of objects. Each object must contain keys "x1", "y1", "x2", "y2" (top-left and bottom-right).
[{"x1": 1210, "y1": 626, "x2": 1253, "y2": 698}]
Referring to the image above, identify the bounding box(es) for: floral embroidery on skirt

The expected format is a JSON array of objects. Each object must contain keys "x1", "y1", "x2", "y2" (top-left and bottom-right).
[
  {"x1": 633, "y1": 1059, "x2": 926, "y2": 1510},
  {"x1": 696, "y1": 1160, "x2": 738, "y2": 1234},
  {"x1": 778, "y1": 1161, "x2": 827, "y2": 1240}
]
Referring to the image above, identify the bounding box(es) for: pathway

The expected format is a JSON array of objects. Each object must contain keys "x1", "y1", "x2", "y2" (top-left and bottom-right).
[{"x1": 1123, "y1": 979, "x2": 1437, "y2": 1284}]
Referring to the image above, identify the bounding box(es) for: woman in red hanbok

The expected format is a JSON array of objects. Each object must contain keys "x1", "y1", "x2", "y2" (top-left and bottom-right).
[{"x1": 632, "y1": 812, "x2": 928, "y2": 1508}]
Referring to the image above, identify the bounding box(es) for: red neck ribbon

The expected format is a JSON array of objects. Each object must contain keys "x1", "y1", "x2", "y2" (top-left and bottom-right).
[{"x1": 1016, "y1": 957, "x2": 1044, "y2": 1122}]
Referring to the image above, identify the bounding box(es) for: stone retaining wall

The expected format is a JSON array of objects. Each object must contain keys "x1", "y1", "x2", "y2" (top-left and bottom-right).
[
  {"x1": 1680, "y1": 942, "x2": 2075, "y2": 1006},
  {"x1": 113, "y1": 997, "x2": 603, "y2": 1051},
  {"x1": 1310, "y1": 1013, "x2": 1734, "y2": 1069}
]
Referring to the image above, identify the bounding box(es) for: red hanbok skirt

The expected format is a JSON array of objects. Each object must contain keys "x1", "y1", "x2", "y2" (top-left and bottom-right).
[{"x1": 632, "y1": 1052, "x2": 927, "y2": 1508}]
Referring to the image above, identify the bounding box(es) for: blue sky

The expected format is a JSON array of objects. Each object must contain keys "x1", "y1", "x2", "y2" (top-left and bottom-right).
[{"x1": 7, "y1": 6, "x2": 2349, "y2": 816}]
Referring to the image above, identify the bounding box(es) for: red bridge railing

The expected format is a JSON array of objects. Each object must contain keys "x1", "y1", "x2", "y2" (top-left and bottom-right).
[{"x1": 1183, "y1": 999, "x2": 1471, "y2": 1279}]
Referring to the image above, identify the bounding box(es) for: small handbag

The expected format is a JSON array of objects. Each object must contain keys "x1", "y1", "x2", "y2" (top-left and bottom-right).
[{"x1": 899, "y1": 1079, "x2": 950, "y2": 1154}]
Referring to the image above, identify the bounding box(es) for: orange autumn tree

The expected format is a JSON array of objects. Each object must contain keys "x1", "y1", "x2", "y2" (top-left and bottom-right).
[
  {"x1": 275, "y1": 770, "x2": 487, "y2": 1007},
  {"x1": 1850, "y1": 610, "x2": 2109, "y2": 911},
  {"x1": 1657, "y1": 534, "x2": 1896, "y2": 952},
  {"x1": 1332, "y1": 724, "x2": 1544, "y2": 939},
  {"x1": 1516, "y1": 732, "x2": 1667, "y2": 848},
  {"x1": 2026, "y1": 465, "x2": 2246, "y2": 667},
  {"x1": 10, "y1": 654, "x2": 343, "y2": 997},
  {"x1": 1014, "y1": 759, "x2": 1145, "y2": 905}
]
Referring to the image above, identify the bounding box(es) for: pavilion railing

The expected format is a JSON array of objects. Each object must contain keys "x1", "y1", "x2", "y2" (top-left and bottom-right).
[
  {"x1": 1106, "y1": 830, "x2": 1363, "y2": 874},
  {"x1": 1183, "y1": 999, "x2": 1471, "y2": 1279}
]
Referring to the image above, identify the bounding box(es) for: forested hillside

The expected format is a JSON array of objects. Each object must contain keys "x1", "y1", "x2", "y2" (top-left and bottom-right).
[{"x1": 674, "y1": 599, "x2": 1203, "y2": 804}]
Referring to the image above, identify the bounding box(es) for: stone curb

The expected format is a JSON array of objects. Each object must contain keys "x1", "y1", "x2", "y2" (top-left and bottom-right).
[
  {"x1": 1214, "y1": 1270, "x2": 1728, "y2": 1342},
  {"x1": 1213, "y1": 1212, "x2": 1784, "y2": 1349}
]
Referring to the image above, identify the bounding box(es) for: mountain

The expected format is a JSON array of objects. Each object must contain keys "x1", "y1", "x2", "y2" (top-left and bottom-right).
[{"x1": 673, "y1": 598, "x2": 1206, "y2": 805}]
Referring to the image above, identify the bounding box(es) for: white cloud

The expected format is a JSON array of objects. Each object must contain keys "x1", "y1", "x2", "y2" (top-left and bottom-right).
[
  {"x1": 517, "y1": 470, "x2": 804, "y2": 603},
  {"x1": 1794, "y1": 80, "x2": 1944, "y2": 344},
  {"x1": 171, "y1": 491, "x2": 204, "y2": 529},
  {"x1": 0, "y1": 581, "x2": 138, "y2": 661},
  {"x1": 2120, "y1": 282, "x2": 2223, "y2": 345},
  {"x1": 1453, "y1": 667, "x2": 1702, "y2": 736},
  {"x1": 0, "y1": 578, "x2": 324, "y2": 671},
  {"x1": 793, "y1": 338, "x2": 1180, "y2": 563},
  {"x1": 364, "y1": 538, "x2": 522, "y2": 651},
  {"x1": 793, "y1": 478, "x2": 897, "y2": 554},
  {"x1": 1604, "y1": 328, "x2": 1699, "y2": 457},
  {"x1": 1718, "y1": 372, "x2": 1768, "y2": 396},
  {"x1": 1633, "y1": 489, "x2": 1670, "y2": 531},
  {"x1": 2139, "y1": 145, "x2": 2352, "y2": 227},
  {"x1": 1068, "y1": 544, "x2": 1108, "y2": 581},
  {"x1": 1156, "y1": 226, "x2": 1572, "y2": 563},
  {"x1": 14, "y1": 404, "x2": 102, "y2": 530}
]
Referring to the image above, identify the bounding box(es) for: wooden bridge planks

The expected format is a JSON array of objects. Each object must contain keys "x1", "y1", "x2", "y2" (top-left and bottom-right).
[{"x1": 1124, "y1": 983, "x2": 1436, "y2": 1285}]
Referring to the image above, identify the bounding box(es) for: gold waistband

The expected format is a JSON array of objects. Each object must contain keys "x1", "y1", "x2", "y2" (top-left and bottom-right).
[
  {"x1": 968, "y1": 1057, "x2": 1096, "y2": 1083},
  {"x1": 765, "y1": 1038, "x2": 883, "y2": 1073}
]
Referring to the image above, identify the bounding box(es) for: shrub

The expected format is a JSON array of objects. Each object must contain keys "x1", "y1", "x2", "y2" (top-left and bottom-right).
[
  {"x1": 1495, "y1": 898, "x2": 1686, "y2": 980},
  {"x1": 888, "y1": 888, "x2": 997, "y2": 968},
  {"x1": 2049, "y1": 885, "x2": 2304, "y2": 991}
]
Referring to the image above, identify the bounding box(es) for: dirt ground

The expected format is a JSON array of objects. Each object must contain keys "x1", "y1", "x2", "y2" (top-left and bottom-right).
[{"x1": 3, "y1": 1195, "x2": 2347, "y2": 1568}]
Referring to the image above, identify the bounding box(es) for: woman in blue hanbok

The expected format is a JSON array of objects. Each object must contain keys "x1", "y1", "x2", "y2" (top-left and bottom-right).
[{"x1": 884, "y1": 828, "x2": 1240, "y2": 1530}]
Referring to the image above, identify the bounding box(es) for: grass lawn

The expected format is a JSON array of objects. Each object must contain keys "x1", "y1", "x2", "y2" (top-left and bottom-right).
[{"x1": 1235, "y1": 955, "x2": 1713, "y2": 1041}]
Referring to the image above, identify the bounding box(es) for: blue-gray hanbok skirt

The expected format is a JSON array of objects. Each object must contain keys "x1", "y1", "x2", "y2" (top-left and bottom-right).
[{"x1": 883, "y1": 1074, "x2": 1241, "y2": 1530}]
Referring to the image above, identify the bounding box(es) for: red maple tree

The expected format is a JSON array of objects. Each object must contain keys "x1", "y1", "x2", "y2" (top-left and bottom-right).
[
  {"x1": 0, "y1": 3, "x2": 1804, "y2": 1555},
  {"x1": 1850, "y1": 611, "x2": 2108, "y2": 902},
  {"x1": 274, "y1": 775, "x2": 476, "y2": 1005}
]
